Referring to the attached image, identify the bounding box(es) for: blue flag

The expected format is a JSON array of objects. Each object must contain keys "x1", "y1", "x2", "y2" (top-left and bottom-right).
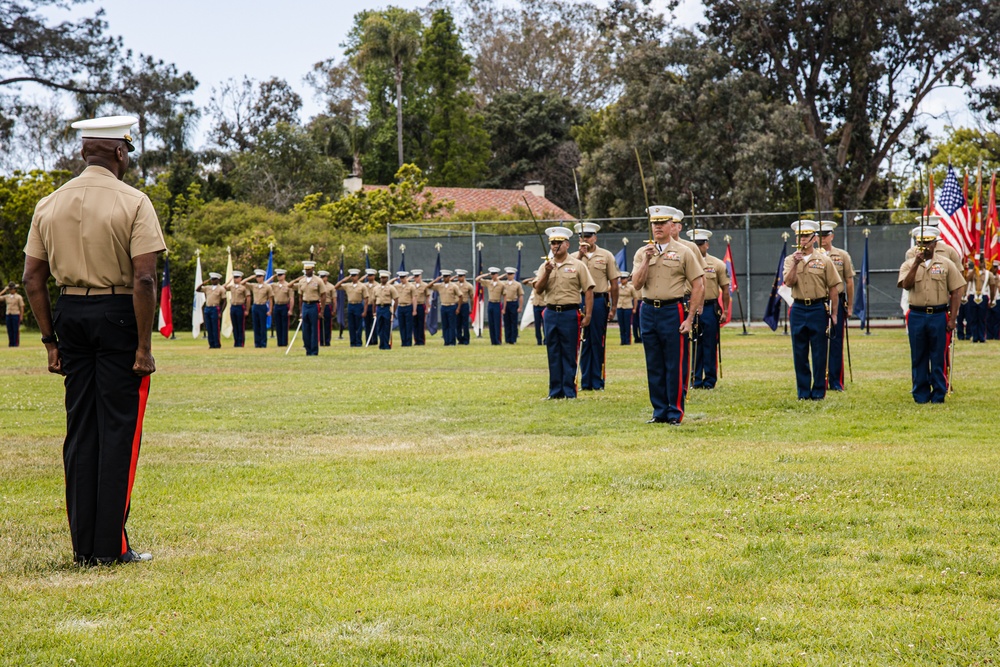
[
  {"x1": 265, "y1": 247, "x2": 274, "y2": 330},
  {"x1": 762, "y1": 241, "x2": 788, "y2": 331},
  {"x1": 336, "y1": 253, "x2": 347, "y2": 328},
  {"x1": 427, "y1": 251, "x2": 441, "y2": 335},
  {"x1": 852, "y1": 235, "x2": 868, "y2": 328},
  {"x1": 614, "y1": 246, "x2": 627, "y2": 273}
]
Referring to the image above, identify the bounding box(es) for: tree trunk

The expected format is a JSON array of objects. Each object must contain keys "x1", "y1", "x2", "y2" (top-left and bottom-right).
[{"x1": 395, "y1": 62, "x2": 404, "y2": 169}]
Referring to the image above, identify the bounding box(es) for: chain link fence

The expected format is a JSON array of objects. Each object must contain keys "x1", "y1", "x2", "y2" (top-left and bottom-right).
[{"x1": 388, "y1": 208, "x2": 924, "y2": 322}]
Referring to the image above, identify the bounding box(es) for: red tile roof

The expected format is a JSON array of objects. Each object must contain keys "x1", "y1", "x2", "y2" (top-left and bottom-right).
[{"x1": 362, "y1": 185, "x2": 575, "y2": 220}]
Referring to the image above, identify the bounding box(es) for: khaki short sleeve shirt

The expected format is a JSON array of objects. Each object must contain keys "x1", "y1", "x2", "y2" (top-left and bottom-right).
[
  {"x1": 502, "y1": 280, "x2": 524, "y2": 301},
  {"x1": 632, "y1": 242, "x2": 704, "y2": 301},
  {"x1": 898, "y1": 257, "x2": 966, "y2": 306},
  {"x1": 431, "y1": 282, "x2": 462, "y2": 306},
  {"x1": 702, "y1": 254, "x2": 730, "y2": 301},
  {"x1": 580, "y1": 247, "x2": 621, "y2": 292},
  {"x1": 783, "y1": 252, "x2": 842, "y2": 300},
  {"x1": 250, "y1": 282, "x2": 273, "y2": 305},
  {"x1": 535, "y1": 257, "x2": 595, "y2": 305}
]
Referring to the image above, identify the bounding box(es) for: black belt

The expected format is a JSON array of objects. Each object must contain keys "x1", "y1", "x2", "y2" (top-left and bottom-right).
[
  {"x1": 912, "y1": 304, "x2": 948, "y2": 314},
  {"x1": 546, "y1": 304, "x2": 579, "y2": 312},
  {"x1": 793, "y1": 297, "x2": 828, "y2": 306},
  {"x1": 303, "y1": 300, "x2": 319, "y2": 304},
  {"x1": 703, "y1": 298, "x2": 718, "y2": 306},
  {"x1": 642, "y1": 297, "x2": 683, "y2": 308},
  {"x1": 593, "y1": 291, "x2": 609, "y2": 296}
]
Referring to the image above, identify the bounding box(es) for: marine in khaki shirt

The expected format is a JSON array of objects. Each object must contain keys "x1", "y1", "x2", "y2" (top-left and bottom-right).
[
  {"x1": 429, "y1": 276, "x2": 463, "y2": 306},
  {"x1": 477, "y1": 272, "x2": 506, "y2": 303},
  {"x1": 371, "y1": 282, "x2": 400, "y2": 306},
  {"x1": 3, "y1": 288, "x2": 26, "y2": 316},
  {"x1": 226, "y1": 276, "x2": 251, "y2": 309},
  {"x1": 616, "y1": 278, "x2": 639, "y2": 310},
  {"x1": 412, "y1": 275, "x2": 430, "y2": 307},
  {"x1": 632, "y1": 241, "x2": 704, "y2": 305},
  {"x1": 782, "y1": 243, "x2": 842, "y2": 302},
  {"x1": 335, "y1": 275, "x2": 368, "y2": 304},
  {"x1": 456, "y1": 274, "x2": 475, "y2": 305},
  {"x1": 898, "y1": 251, "x2": 966, "y2": 309},
  {"x1": 394, "y1": 275, "x2": 416, "y2": 308},
  {"x1": 271, "y1": 277, "x2": 294, "y2": 306},
  {"x1": 199, "y1": 280, "x2": 226, "y2": 307},
  {"x1": 291, "y1": 271, "x2": 327, "y2": 306},
  {"x1": 250, "y1": 279, "x2": 274, "y2": 306},
  {"x1": 502, "y1": 276, "x2": 524, "y2": 305},
  {"x1": 701, "y1": 253, "x2": 730, "y2": 302}
]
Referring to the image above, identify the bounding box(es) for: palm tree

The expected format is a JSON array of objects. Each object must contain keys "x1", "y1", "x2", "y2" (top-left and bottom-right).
[{"x1": 352, "y1": 8, "x2": 421, "y2": 169}]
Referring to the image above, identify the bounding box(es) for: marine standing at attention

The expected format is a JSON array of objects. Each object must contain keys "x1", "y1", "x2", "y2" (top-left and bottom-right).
[
  {"x1": 335, "y1": 269, "x2": 367, "y2": 347},
  {"x1": 898, "y1": 226, "x2": 965, "y2": 403},
  {"x1": 632, "y1": 206, "x2": 704, "y2": 424},
  {"x1": 249, "y1": 269, "x2": 273, "y2": 348},
  {"x1": 1, "y1": 282, "x2": 25, "y2": 347},
  {"x1": 477, "y1": 268, "x2": 505, "y2": 345},
  {"x1": 455, "y1": 269, "x2": 474, "y2": 345},
  {"x1": 534, "y1": 226, "x2": 595, "y2": 400},
  {"x1": 817, "y1": 221, "x2": 855, "y2": 390},
  {"x1": 574, "y1": 222, "x2": 620, "y2": 390},
  {"x1": 429, "y1": 270, "x2": 463, "y2": 346},
  {"x1": 197, "y1": 272, "x2": 225, "y2": 348},
  {"x1": 616, "y1": 273, "x2": 638, "y2": 346},
  {"x1": 686, "y1": 229, "x2": 730, "y2": 389},
  {"x1": 394, "y1": 271, "x2": 417, "y2": 347},
  {"x1": 411, "y1": 269, "x2": 429, "y2": 345},
  {"x1": 371, "y1": 270, "x2": 399, "y2": 350},
  {"x1": 290, "y1": 260, "x2": 325, "y2": 356},
  {"x1": 319, "y1": 270, "x2": 335, "y2": 347},
  {"x1": 225, "y1": 271, "x2": 250, "y2": 348},
  {"x1": 782, "y1": 220, "x2": 841, "y2": 400},
  {"x1": 271, "y1": 269, "x2": 294, "y2": 347},
  {"x1": 23, "y1": 115, "x2": 165, "y2": 565},
  {"x1": 502, "y1": 267, "x2": 524, "y2": 344}
]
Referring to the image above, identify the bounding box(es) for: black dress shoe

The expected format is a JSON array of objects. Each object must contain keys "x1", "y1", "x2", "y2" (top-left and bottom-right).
[
  {"x1": 120, "y1": 549, "x2": 153, "y2": 563},
  {"x1": 646, "y1": 417, "x2": 669, "y2": 423}
]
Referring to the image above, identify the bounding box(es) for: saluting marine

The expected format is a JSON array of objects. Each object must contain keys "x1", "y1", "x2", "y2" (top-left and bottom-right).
[
  {"x1": 574, "y1": 222, "x2": 620, "y2": 390},
  {"x1": 335, "y1": 269, "x2": 367, "y2": 347},
  {"x1": 502, "y1": 267, "x2": 524, "y2": 344},
  {"x1": 371, "y1": 270, "x2": 399, "y2": 350},
  {"x1": 1, "y1": 282, "x2": 25, "y2": 347},
  {"x1": 817, "y1": 221, "x2": 855, "y2": 390},
  {"x1": 271, "y1": 269, "x2": 294, "y2": 347},
  {"x1": 783, "y1": 220, "x2": 842, "y2": 400},
  {"x1": 429, "y1": 269, "x2": 463, "y2": 346},
  {"x1": 23, "y1": 115, "x2": 164, "y2": 564},
  {"x1": 319, "y1": 270, "x2": 336, "y2": 347},
  {"x1": 197, "y1": 272, "x2": 225, "y2": 348},
  {"x1": 411, "y1": 269, "x2": 429, "y2": 345},
  {"x1": 898, "y1": 226, "x2": 965, "y2": 403},
  {"x1": 362, "y1": 268, "x2": 377, "y2": 342},
  {"x1": 686, "y1": 229, "x2": 730, "y2": 389},
  {"x1": 534, "y1": 226, "x2": 595, "y2": 400},
  {"x1": 615, "y1": 273, "x2": 639, "y2": 346},
  {"x1": 249, "y1": 268, "x2": 273, "y2": 348},
  {"x1": 632, "y1": 206, "x2": 704, "y2": 424},
  {"x1": 477, "y1": 267, "x2": 505, "y2": 345},
  {"x1": 455, "y1": 269, "x2": 475, "y2": 345},
  {"x1": 290, "y1": 260, "x2": 325, "y2": 356},
  {"x1": 225, "y1": 271, "x2": 250, "y2": 348}
]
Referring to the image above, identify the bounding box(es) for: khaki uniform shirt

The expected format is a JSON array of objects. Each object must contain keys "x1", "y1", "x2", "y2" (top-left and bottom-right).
[
  {"x1": 201, "y1": 283, "x2": 226, "y2": 307},
  {"x1": 272, "y1": 281, "x2": 293, "y2": 305},
  {"x1": 228, "y1": 282, "x2": 250, "y2": 306},
  {"x1": 250, "y1": 282, "x2": 273, "y2": 305},
  {"x1": 479, "y1": 277, "x2": 506, "y2": 303},
  {"x1": 371, "y1": 283, "x2": 399, "y2": 306},
  {"x1": 24, "y1": 165, "x2": 166, "y2": 287},
  {"x1": 898, "y1": 256, "x2": 966, "y2": 307},
  {"x1": 702, "y1": 254, "x2": 730, "y2": 301},
  {"x1": 632, "y1": 242, "x2": 704, "y2": 300},
  {"x1": 322, "y1": 281, "x2": 336, "y2": 304},
  {"x1": 905, "y1": 242, "x2": 963, "y2": 269},
  {"x1": 579, "y1": 247, "x2": 620, "y2": 292},
  {"x1": 395, "y1": 282, "x2": 416, "y2": 306},
  {"x1": 457, "y1": 280, "x2": 474, "y2": 305},
  {"x1": 530, "y1": 284, "x2": 544, "y2": 307},
  {"x1": 4, "y1": 293, "x2": 25, "y2": 316},
  {"x1": 337, "y1": 281, "x2": 367, "y2": 304},
  {"x1": 823, "y1": 246, "x2": 855, "y2": 295},
  {"x1": 502, "y1": 280, "x2": 524, "y2": 302},
  {"x1": 432, "y1": 282, "x2": 462, "y2": 306},
  {"x1": 783, "y1": 252, "x2": 842, "y2": 301},
  {"x1": 296, "y1": 275, "x2": 325, "y2": 302},
  {"x1": 535, "y1": 256, "x2": 596, "y2": 305},
  {"x1": 412, "y1": 281, "x2": 429, "y2": 306},
  {"x1": 364, "y1": 280, "x2": 377, "y2": 304},
  {"x1": 617, "y1": 284, "x2": 638, "y2": 310}
]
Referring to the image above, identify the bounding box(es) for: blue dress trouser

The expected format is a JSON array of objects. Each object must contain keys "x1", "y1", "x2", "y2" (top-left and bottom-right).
[
  {"x1": 458, "y1": 303, "x2": 471, "y2": 344},
  {"x1": 543, "y1": 307, "x2": 580, "y2": 398},
  {"x1": 533, "y1": 305, "x2": 545, "y2": 344},
  {"x1": 989, "y1": 302, "x2": 1000, "y2": 340},
  {"x1": 487, "y1": 302, "x2": 502, "y2": 344},
  {"x1": 364, "y1": 304, "x2": 375, "y2": 346},
  {"x1": 968, "y1": 297, "x2": 988, "y2": 342},
  {"x1": 617, "y1": 308, "x2": 632, "y2": 345},
  {"x1": 398, "y1": 307, "x2": 414, "y2": 346},
  {"x1": 252, "y1": 304, "x2": 268, "y2": 348},
  {"x1": 504, "y1": 301, "x2": 519, "y2": 343},
  {"x1": 204, "y1": 306, "x2": 221, "y2": 348},
  {"x1": 826, "y1": 299, "x2": 847, "y2": 390},
  {"x1": 6, "y1": 314, "x2": 19, "y2": 347},
  {"x1": 414, "y1": 304, "x2": 426, "y2": 345},
  {"x1": 693, "y1": 301, "x2": 719, "y2": 388},
  {"x1": 347, "y1": 302, "x2": 364, "y2": 346},
  {"x1": 230, "y1": 305, "x2": 246, "y2": 347},
  {"x1": 322, "y1": 304, "x2": 333, "y2": 346},
  {"x1": 640, "y1": 302, "x2": 688, "y2": 422},
  {"x1": 907, "y1": 309, "x2": 948, "y2": 403},
  {"x1": 274, "y1": 304, "x2": 289, "y2": 347},
  {"x1": 301, "y1": 303, "x2": 319, "y2": 355},
  {"x1": 376, "y1": 305, "x2": 392, "y2": 350},
  {"x1": 441, "y1": 304, "x2": 458, "y2": 345},
  {"x1": 790, "y1": 302, "x2": 828, "y2": 400},
  {"x1": 579, "y1": 294, "x2": 608, "y2": 390}
]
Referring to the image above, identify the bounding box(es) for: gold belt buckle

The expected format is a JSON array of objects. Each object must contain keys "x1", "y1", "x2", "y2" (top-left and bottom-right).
[
  {"x1": 803, "y1": 298, "x2": 812, "y2": 306},
  {"x1": 653, "y1": 299, "x2": 662, "y2": 308},
  {"x1": 925, "y1": 306, "x2": 934, "y2": 314}
]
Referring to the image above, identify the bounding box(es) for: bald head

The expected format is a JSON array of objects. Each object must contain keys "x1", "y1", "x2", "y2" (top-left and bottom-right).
[{"x1": 81, "y1": 138, "x2": 129, "y2": 180}]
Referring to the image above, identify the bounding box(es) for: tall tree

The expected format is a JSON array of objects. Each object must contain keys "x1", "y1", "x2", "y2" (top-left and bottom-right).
[
  {"x1": 417, "y1": 9, "x2": 490, "y2": 187},
  {"x1": 349, "y1": 7, "x2": 422, "y2": 169},
  {"x1": 208, "y1": 76, "x2": 302, "y2": 152},
  {"x1": 704, "y1": 0, "x2": 1000, "y2": 211}
]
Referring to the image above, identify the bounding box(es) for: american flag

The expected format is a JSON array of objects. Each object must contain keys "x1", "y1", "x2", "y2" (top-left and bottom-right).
[{"x1": 933, "y1": 167, "x2": 973, "y2": 259}]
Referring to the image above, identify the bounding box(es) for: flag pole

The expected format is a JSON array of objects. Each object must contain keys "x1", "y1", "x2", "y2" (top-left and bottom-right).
[
  {"x1": 863, "y1": 228, "x2": 871, "y2": 336},
  {"x1": 725, "y1": 235, "x2": 749, "y2": 335}
]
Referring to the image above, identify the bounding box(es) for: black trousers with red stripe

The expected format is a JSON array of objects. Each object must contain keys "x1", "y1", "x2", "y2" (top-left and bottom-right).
[{"x1": 53, "y1": 295, "x2": 149, "y2": 562}]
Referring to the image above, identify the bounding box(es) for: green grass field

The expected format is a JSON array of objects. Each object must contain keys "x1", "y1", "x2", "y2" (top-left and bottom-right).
[{"x1": 2, "y1": 325, "x2": 999, "y2": 665}]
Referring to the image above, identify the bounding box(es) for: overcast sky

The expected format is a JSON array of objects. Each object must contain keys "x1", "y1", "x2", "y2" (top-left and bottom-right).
[{"x1": 45, "y1": 0, "x2": 977, "y2": 150}]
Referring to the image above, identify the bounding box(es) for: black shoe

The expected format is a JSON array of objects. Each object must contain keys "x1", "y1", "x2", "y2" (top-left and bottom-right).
[
  {"x1": 666, "y1": 418, "x2": 681, "y2": 425},
  {"x1": 120, "y1": 549, "x2": 153, "y2": 563},
  {"x1": 646, "y1": 417, "x2": 669, "y2": 423}
]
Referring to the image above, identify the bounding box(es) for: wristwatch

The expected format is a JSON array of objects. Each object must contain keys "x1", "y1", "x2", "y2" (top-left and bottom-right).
[{"x1": 41, "y1": 334, "x2": 58, "y2": 344}]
